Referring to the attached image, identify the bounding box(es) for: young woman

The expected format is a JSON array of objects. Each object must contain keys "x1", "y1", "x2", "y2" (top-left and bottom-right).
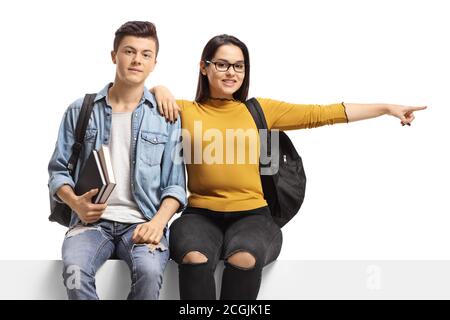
[{"x1": 153, "y1": 34, "x2": 426, "y2": 300}]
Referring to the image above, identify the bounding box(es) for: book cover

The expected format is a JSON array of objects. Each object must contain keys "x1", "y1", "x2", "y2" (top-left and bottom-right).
[
  {"x1": 74, "y1": 149, "x2": 106, "y2": 203},
  {"x1": 97, "y1": 145, "x2": 116, "y2": 204}
]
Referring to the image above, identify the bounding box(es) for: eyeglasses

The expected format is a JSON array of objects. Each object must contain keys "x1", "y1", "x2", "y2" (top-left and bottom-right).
[{"x1": 205, "y1": 60, "x2": 246, "y2": 73}]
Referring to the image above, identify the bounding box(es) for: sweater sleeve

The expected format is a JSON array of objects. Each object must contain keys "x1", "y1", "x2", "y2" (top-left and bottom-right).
[{"x1": 257, "y1": 98, "x2": 348, "y2": 130}]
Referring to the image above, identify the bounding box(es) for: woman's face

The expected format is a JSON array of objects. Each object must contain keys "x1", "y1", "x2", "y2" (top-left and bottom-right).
[{"x1": 200, "y1": 44, "x2": 245, "y2": 100}]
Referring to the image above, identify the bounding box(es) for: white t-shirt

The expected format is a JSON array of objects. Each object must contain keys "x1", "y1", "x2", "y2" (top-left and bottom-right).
[{"x1": 101, "y1": 111, "x2": 147, "y2": 224}]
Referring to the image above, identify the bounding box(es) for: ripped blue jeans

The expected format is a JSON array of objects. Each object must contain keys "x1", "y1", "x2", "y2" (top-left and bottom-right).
[{"x1": 61, "y1": 219, "x2": 169, "y2": 300}]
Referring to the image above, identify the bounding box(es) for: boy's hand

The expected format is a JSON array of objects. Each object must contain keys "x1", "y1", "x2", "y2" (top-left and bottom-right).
[
  {"x1": 132, "y1": 219, "x2": 165, "y2": 244},
  {"x1": 70, "y1": 189, "x2": 107, "y2": 224}
]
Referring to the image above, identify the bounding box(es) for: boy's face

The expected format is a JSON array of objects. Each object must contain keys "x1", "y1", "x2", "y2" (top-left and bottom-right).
[{"x1": 111, "y1": 35, "x2": 157, "y2": 85}]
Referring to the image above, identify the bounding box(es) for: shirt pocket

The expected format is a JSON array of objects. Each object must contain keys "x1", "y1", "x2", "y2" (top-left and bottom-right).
[{"x1": 139, "y1": 131, "x2": 169, "y2": 166}]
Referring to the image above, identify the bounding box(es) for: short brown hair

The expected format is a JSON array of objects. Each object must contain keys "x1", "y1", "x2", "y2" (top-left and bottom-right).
[{"x1": 113, "y1": 21, "x2": 159, "y2": 56}]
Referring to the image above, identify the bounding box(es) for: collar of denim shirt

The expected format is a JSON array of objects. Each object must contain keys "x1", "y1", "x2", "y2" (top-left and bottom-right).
[{"x1": 93, "y1": 82, "x2": 156, "y2": 109}]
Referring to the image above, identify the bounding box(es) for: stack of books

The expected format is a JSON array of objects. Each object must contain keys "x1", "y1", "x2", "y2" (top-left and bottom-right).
[{"x1": 74, "y1": 145, "x2": 116, "y2": 203}]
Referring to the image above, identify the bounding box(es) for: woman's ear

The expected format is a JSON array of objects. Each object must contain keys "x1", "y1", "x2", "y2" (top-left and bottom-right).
[
  {"x1": 111, "y1": 50, "x2": 116, "y2": 64},
  {"x1": 200, "y1": 60, "x2": 207, "y2": 76}
]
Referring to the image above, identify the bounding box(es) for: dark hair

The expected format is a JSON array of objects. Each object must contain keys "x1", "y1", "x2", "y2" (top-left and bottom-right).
[
  {"x1": 195, "y1": 34, "x2": 250, "y2": 103},
  {"x1": 113, "y1": 21, "x2": 159, "y2": 56}
]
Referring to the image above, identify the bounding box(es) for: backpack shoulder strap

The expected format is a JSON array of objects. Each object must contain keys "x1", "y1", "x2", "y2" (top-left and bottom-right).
[
  {"x1": 244, "y1": 98, "x2": 272, "y2": 159},
  {"x1": 67, "y1": 93, "x2": 97, "y2": 176},
  {"x1": 245, "y1": 98, "x2": 267, "y2": 130}
]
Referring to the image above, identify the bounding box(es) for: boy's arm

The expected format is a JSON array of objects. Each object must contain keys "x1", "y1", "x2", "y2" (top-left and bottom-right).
[
  {"x1": 48, "y1": 103, "x2": 107, "y2": 224},
  {"x1": 158, "y1": 119, "x2": 187, "y2": 212},
  {"x1": 132, "y1": 197, "x2": 180, "y2": 245},
  {"x1": 132, "y1": 120, "x2": 187, "y2": 245},
  {"x1": 48, "y1": 107, "x2": 77, "y2": 203}
]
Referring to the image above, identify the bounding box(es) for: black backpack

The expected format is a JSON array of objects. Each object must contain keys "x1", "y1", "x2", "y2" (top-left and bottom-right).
[
  {"x1": 48, "y1": 94, "x2": 97, "y2": 227},
  {"x1": 245, "y1": 98, "x2": 307, "y2": 228}
]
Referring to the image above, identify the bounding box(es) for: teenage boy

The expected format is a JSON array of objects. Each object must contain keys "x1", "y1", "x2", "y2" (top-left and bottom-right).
[{"x1": 48, "y1": 21, "x2": 186, "y2": 300}]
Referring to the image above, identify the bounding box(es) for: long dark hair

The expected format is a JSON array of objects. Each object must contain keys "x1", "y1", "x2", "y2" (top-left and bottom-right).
[{"x1": 195, "y1": 34, "x2": 250, "y2": 103}]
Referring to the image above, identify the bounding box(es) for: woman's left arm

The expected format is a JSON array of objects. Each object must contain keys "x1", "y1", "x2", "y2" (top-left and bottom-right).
[
  {"x1": 150, "y1": 86, "x2": 180, "y2": 123},
  {"x1": 344, "y1": 103, "x2": 427, "y2": 125}
]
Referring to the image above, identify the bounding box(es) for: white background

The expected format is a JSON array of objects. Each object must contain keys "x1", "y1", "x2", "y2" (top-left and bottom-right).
[{"x1": 0, "y1": 0, "x2": 447, "y2": 260}]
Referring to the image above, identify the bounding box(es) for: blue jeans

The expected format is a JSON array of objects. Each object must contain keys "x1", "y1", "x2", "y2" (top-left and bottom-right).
[{"x1": 61, "y1": 219, "x2": 169, "y2": 300}]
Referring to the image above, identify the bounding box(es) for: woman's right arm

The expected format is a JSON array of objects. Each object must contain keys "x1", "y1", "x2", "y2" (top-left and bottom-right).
[
  {"x1": 257, "y1": 98, "x2": 426, "y2": 129},
  {"x1": 257, "y1": 98, "x2": 348, "y2": 130},
  {"x1": 343, "y1": 103, "x2": 426, "y2": 124}
]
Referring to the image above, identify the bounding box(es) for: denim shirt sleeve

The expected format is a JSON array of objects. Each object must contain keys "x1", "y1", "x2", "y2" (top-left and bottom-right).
[
  {"x1": 159, "y1": 119, "x2": 187, "y2": 212},
  {"x1": 47, "y1": 101, "x2": 80, "y2": 203}
]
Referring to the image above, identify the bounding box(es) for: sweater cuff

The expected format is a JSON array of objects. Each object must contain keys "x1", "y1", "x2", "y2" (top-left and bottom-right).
[{"x1": 341, "y1": 102, "x2": 349, "y2": 123}]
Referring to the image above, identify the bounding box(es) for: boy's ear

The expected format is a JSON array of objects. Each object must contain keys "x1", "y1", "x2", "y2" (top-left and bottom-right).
[{"x1": 111, "y1": 50, "x2": 116, "y2": 64}]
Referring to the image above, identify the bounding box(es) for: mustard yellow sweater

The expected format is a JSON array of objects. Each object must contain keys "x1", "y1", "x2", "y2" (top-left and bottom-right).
[{"x1": 177, "y1": 98, "x2": 348, "y2": 212}]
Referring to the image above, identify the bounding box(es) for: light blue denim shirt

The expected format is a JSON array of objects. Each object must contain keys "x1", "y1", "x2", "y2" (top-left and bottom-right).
[{"x1": 48, "y1": 83, "x2": 187, "y2": 227}]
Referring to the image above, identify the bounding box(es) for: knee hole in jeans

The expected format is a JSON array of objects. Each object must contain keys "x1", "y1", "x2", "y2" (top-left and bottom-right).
[
  {"x1": 181, "y1": 251, "x2": 208, "y2": 264},
  {"x1": 226, "y1": 251, "x2": 256, "y2": 270}
]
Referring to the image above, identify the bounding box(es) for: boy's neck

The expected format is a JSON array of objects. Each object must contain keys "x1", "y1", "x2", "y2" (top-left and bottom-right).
[{"x1": 108, "y1": 81, "x2": 145, "y2": 113}]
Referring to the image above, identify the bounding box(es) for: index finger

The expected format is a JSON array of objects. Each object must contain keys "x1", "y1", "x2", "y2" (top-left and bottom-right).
[
  {"x1": 409, "y1": 106, "x2": 427, "y2": 112},
  {"x1": 92, "y1": 203, "x2": 108, "y2": 210},
  {"x1": 132, "y1": 224, "x2": 142, "y2": 242}
]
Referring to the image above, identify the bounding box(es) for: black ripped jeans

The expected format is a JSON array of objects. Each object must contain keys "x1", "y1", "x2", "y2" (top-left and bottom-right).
[{"x1": 169, "y1": 205, "x2": 283, "y2": 300}]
